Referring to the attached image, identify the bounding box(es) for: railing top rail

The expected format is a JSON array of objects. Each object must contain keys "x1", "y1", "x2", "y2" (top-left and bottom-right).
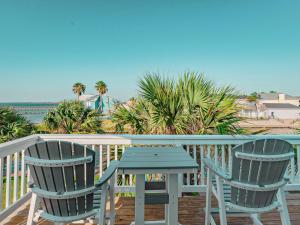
[
  {"x1": 0, "y1": 135, "x2": 40, "y2": 158},
  {"x1": 2, "y1": 134, "x2": 300, "y2": 158},
  {"x1": 39, "y1": 134, "x2": 300, "y2": 145}
]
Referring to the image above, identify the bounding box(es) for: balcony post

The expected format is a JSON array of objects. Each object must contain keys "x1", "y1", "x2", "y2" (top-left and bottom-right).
[{"x1": 176, "y1": 143, "x2": 183, "y2": 197}]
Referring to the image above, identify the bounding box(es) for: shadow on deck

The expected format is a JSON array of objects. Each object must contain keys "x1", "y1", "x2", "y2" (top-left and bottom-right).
[{"x1": 4, "y1": 193, "x2": 300, "y2": 225}]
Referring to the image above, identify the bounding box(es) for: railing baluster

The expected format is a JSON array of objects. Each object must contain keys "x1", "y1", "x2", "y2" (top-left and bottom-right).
[
  {"x1": 20, "y1": 151, "x2": 26, "y2": 197},
  {"x1": 107, "y1": 145, "x2": 110, "y2": 167},
  {"x1": 207, "y1": 145, "x2": 211, "y2": 158},
  {"x1": 297, "y1": 145, "x2": 300, "y2": 182},
  {"x1": 214, "y1": 145, "x2": 218, "y2": 164},
  {"x1": 27, "y1": 165, "x2": 31, "y2": 192},
  {"x1": 6, "y1": 155, "x2": 12, "y2": 207},
  {"x1": 129, "y1": 145, "x2": 133, "y2": 186},
  {"x1": 186, "y1": 145, "x2": 190, "y2": 185},
  {"x1": 99, "y1": 145, "x2": 103, "y2": 176},
  {"x1": 228, "y1": 145, "x2": 232, "y2": 175},
  {"x1": 122, "y1": 145, "x2": 125, "y2": 185},
  {"x1": 13, "y1": 152, "x2": 19, "y2": 202},
  {"x1": 221, "y1": 145, "x2": 226, "y2": 169},
  {"x1": 92, "y1": 144, "x2": 96, "y2": 167},
  {"x1": 0, "y1": 158, "x2": 3, "y2": 211},
  {"x1": 200, "y1": 145, "x2": 205, "y2": 185},
  {"x1": 114, "y1": 145, "x2": 118, "y2": 160},
  {"x1": 193, "y1": 145, "x2": 197, "y2": 185},
  {"x1": 129, "y1": 174, "x2": 133, "y2": 186},
  {"x1": 114, "y1": 145, "x2": 118, "y2": 187},
  {"x1": 290, "y1": 149, "x2": 296, "y2": 182}
]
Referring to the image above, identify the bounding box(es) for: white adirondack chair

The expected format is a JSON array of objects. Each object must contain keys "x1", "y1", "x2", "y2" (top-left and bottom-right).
[
  {"x1": 25, "y1": 141, "x2": 118, "y2": 225},
  {"x1": 204, "y1": 139, "x2": 294, "y2": 225}
]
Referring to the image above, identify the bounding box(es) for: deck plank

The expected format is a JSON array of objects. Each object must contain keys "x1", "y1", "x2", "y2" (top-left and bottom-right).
[{"x1": 4, "y1": 193, "x2": 300, "y2": 225}]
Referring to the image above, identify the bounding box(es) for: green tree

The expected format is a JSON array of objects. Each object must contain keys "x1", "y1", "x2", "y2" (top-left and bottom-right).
[
  {"x1": 112, "y1": 99, "x2": 150, "y2": 134},
  {"x1": 113, "y1": 72, "x2": 244, "y2": 135},
  {"x1": 179, "y1": 73, "x2": 243, "y2": 134},
  {"x1": 138, "y1": 74, "x2": 187, "y2": 134},
  {"x1": 247, "y1": 92, "x2": 259, "y2": 101},
  {"x1": 95, "y1": 81, "x2": 108, "y2": 113},
  {"x1": 72, "y1": 82, "x2": 86, "y2": 100},
  {"x1": 0, "y1": 108, "x2": 33, "y2": 143},
  {"x1": 43, "y1": 101, "x2": 103, "y2": 134},
  {"x1": 246, "y1": 92, "x2": 261, "y2": 119}
]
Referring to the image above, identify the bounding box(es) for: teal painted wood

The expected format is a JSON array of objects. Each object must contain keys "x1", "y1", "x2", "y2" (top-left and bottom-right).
[
  {"x1": 73, "y1": 143, "x2": 86, "y2": 215},
  {"x1": 118, "y1": 147, "x2": 199, "y2": 171},
  {"x1": 26, "y1": 144, "x2": 54, "y2": 215},
  {"x1": 96, "y1": 161, "x2": 118, "y2": 187},
  {"x1": 230, "y1": 139, "x2": 293, "y2": 208},
  {"x1": 60, "y1": 141, "x2": 77, "y2": 216},
  {"x1": 25, "y1": 141, "x2": 95, "y2": 218},
  {"x1": 25, "y1": 140, "x2": 117, "y2": 224},
  {"x1": 86, "y1": 145, "x2": 96, "y2": 212},
  {"x1": 145, "y1": 193, "x2": 169, "y2": 205},
  {"x1": 47, "y1": 141, "x2": 68, "y2": 217},
  {"x1": 144, "y1": 181, "x2": 169, "y2": 205},
  {"x1": 204, "y1": 138, "x2": 294, "y2": 225}
]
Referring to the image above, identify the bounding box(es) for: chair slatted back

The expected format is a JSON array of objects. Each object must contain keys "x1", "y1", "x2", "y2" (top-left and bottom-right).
[
  {"x1": 230, "y1": 139, "x2": 293, "y2": 208},
  {"x1": 25, "y1": 141, "x2": 95, "y2": 218}
]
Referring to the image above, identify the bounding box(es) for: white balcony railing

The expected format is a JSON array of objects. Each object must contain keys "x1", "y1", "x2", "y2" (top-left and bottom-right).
[{"x1": 0, "y1": 134, "x2": 300, "y2": 221}]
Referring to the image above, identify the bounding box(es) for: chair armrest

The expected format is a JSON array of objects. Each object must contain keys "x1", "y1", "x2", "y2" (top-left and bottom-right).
[
  {"x1": 203, "y1": 157, "x2": 231, "y2": 180},
  {"x1": 95, "y1": 160, "x2": 118, "y2": 188}
]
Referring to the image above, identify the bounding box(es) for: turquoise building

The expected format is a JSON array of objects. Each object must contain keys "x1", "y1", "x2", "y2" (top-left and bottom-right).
[{"x1": 79, "y1": 94, "x2": 112, "y2": 114}]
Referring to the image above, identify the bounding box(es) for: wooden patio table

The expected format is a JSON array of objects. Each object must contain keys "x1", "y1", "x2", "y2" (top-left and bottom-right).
[{"x1": 118, "y1": 147, "x2": 199, "y2": 225}]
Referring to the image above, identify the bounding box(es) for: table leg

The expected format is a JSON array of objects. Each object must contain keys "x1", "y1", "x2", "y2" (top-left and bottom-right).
[
  {"x1": 135, "y1": 174, "x2": 145, "y2": 225},
  {"x1": 167, "y1": 174, "x2": 178, "y2": 225}
]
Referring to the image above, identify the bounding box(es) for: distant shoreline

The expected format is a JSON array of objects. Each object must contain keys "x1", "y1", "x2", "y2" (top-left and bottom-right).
[
  {"x1": 0, "y1": 102, "x2": 59, "y2": 124},
  {"x1": 0, "y1": 102, "x2": 59, "y2": 105}
]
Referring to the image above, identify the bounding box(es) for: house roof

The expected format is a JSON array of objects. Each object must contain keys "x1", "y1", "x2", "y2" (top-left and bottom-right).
[
  {"x1": 285, "y1": 95, "x2": 300, "y2": 100},
  {"x1": 263, "y1": 103, "x2": 300, "y2": 109},
  {"x1": 259, "y1": 93, "x2": 278, "y2": 100},
  {"x1": 259, "y1": 92, "x2": 300, "y2": 100},
  {"x1": 79, "y1": 94, "x2": 100, "y2": 102},
  {"x1": 237, "y1": 100, "x2": 257, "y2": 110}
]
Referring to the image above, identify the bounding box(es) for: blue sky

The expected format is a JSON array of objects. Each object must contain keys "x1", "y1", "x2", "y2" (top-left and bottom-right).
[{"x1": 0, "y1": 0, "x2": 300, "y2": 102}]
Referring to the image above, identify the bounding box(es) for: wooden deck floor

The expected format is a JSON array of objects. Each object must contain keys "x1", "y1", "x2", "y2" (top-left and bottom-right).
[{"x1": 4, "y1": 193, "x2": 300, "y2": 225}]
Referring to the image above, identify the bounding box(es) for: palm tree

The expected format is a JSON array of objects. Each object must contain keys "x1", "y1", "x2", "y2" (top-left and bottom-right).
[
  {"x1": 189, "y1": 86, "x2": 243, "y2": 134},
  {"x1": 138, "y1": 74, "x2": 187, "y2": 134},
  {"x1": 113, "y1": 72, "x2": 244, "y2": 135},
  {"x1": 72, "y1": 82, "x2": 86, "y2": 100},
  {"x1": 95, "y1": 81, "x2": 108, "y2": 113},
  {"x1": 176, "y1": 72, "x2": 240, "y2": 134},
  {"x1": 0, "y1": 108, "x2": 33, "y2": 143},
  {"x1": 43, "y1": 101, "x2": 103, "y2": 134},
  {"x1": 112, "y1": 99, "x2": 151, "y2": 134}
]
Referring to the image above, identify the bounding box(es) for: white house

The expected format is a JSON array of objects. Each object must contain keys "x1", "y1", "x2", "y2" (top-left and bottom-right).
[
  {"x1": 259, "y1": 93, "x2": 300, "y2": 107},
  {"x1": 238, "y1": 92, "x2": 300, "y2": 119},
  {"x1": 78, "y1": 94, "x2": 113, "y2": 114},
  {"x1": 237, "y1": 99, "x2": 267, "y2": 118},
  {"x1": 263, "y1": 103, "x2": 300, "y2": 120},
  {"x1": 79, "y1": 94, "x2": 100, "y2": 110}
]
